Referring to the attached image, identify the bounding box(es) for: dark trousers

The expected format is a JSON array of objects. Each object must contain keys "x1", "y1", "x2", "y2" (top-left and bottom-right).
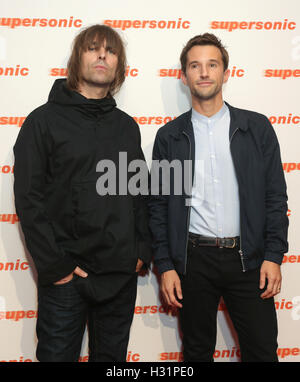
[
  {"x1": 36, "y1": 273, "x2": 137, "y2": 362},
  {"x1": 179, "y1": 244, "x2": 278, "y2": 362}
]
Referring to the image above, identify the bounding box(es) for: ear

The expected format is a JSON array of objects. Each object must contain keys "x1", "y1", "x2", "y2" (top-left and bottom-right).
[
  {"x1": 181, "y1": 70, "x2": 188, "y2": 86},
  {"x1": 223, "y1": 68, "x2": 230, "y2": 84}
]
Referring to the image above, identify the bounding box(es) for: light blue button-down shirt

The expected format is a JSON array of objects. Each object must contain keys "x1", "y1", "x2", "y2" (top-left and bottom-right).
[{"x1": 189, "y1": 103, "x2": 240, "y2": 238}]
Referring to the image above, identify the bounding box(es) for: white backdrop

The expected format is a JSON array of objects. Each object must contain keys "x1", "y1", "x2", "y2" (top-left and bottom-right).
[{"x1": 0, "y1": 0, "x2": 299, "y2": 362}]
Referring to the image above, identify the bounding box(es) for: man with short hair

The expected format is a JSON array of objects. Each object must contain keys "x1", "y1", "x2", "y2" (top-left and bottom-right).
[
  {"x1": 14, "y1": 24, "x2": 152, "y2": 362},
  {"x1": 149, "y1": 33, "x2": 288, "y2": 362}
]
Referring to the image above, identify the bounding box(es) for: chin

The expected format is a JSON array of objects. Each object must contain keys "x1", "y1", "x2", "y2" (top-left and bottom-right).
[{"x1": 194, "y1": 92, "x2": 216, "y2": 101}]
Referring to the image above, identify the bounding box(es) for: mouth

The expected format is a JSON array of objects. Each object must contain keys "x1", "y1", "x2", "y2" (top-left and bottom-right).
[
  {"x1": 94, "y1": 64, "x2": 107, "y2": 71},
  {"x1": 197, "y1": 81, "x2": 213, "y2": 86}
]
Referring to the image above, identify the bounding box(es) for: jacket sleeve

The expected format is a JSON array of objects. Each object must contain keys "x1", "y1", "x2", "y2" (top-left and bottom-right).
[
  {"x1": 13, "y1": 113, "x2": 77, "y2": 285},
  {"x1": 148, "y1": 130, "x2": 175, "y2": 274},
  {"x1": 262, "y1": 117, "x2": 289, "y2": 265},
  {"x1": 131, "y1": 122, "x2": 153, "y2": 268}
]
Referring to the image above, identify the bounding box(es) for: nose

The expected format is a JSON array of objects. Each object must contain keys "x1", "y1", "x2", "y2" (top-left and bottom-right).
[
  {"x1": 199, "y1": 65, "x2": 209, "y2": 78},
  {"x1": 98, "y1": 46, "x2": 106, "y2": 60}
]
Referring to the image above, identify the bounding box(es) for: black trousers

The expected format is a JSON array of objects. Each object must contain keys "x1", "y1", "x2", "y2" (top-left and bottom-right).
[
  {"x1": 179, "y1": 243, "x2": 278, "y2": 362},
  {"x1": 36, "y1": 273, "x2": 137, "y2": 362}
]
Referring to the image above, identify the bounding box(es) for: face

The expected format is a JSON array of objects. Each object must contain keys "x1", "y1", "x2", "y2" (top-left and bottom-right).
[
  {"x1": 181, "y1": 45, "x2": 229, "y2": 101},
  {"x1": 80, "y1": 39, "x2": 118, "y2": 92}
]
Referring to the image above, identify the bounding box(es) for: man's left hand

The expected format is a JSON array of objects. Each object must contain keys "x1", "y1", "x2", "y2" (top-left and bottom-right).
[
  {"x1": 135, "y1": 258, "x2": 144, "y2": 273},
  {"x1": 259, "y1": 260, "x2": 282, "y2": 299}
]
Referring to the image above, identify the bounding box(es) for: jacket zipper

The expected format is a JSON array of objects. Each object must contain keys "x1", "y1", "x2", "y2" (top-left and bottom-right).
[
  {"x1": 183, "y1": 131, "x2": 192, "y2": 275},
  {"x1": 230, "y1": 127, "x2": 246, "y2": 272}
]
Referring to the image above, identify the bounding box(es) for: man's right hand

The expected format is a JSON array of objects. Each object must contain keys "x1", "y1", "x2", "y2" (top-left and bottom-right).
[
  {"x1": 54, "y1": 266, "x2": 88, "y2": 285},
  {"x1": 161, "y1": 270, "x2": 183, "y2": 308}
]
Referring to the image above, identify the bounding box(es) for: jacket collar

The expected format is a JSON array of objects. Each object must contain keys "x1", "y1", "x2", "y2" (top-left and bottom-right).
[
  {"x1": 170, "y1": 102, "x2": 249, "y2": 140},
  {"x1": 226, "y1": 102, "x2": 249, "y2": 135},
  {"x1": 169, "y1": 109, "x2": 193, "y2": 140}
]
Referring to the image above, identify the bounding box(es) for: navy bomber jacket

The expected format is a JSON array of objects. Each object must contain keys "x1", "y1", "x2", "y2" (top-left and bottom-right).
[{"x1": 149, "y1": 102, "x2": 289, "y2": 275}]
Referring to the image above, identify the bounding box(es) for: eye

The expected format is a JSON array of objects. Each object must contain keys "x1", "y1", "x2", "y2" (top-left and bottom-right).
[{"x1": 106, "y1": 46, "x2": 116, "y2": 54}]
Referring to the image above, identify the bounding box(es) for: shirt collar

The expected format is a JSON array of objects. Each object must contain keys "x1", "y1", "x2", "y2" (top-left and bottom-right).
[{"x1": 192, "y1": 103, "x2": 228, "y2": 125}]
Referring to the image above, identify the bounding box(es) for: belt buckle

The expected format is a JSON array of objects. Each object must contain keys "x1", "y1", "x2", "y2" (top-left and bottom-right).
[
  {"x1": 217, "y1": 238, "x2": 225, "y2": 248},
  {"x1": 225, "y1": 237, "x2": 236, "y2": 249}
]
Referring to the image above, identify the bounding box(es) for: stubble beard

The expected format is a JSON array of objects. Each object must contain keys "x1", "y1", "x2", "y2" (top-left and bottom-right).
[
  {"x1": 83, "y1": 72, "x2": 113, "y2": 89},
  {"x1": 191, "y1": 81, "x2": 222, "y2": 101},
  {"x1": 81, "y1": 62, "x2": 116, "y2": 89}
]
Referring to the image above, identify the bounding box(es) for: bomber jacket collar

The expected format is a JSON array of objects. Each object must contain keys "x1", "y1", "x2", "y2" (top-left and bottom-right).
[
  {"x1": 170, "y1": 102, "x2": 249, "y2": 140},
  {"x1": 226, "y1": 102, "x2": 249, "y2": 137}
]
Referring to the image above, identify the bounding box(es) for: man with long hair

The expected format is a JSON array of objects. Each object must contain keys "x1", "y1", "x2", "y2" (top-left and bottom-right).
[{"x1": 13, "y1": 24, "x2": 151, "y2": 362}]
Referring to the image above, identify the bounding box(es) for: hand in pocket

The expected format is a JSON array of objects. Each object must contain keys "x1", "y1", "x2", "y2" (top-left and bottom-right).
[{"x1": 54, "y1": 266, "x2": 88, "y2": 285}]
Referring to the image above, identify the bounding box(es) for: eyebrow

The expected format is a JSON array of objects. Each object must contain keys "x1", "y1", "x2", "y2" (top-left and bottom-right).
[
  {"x1": 189, "y1": 59, "x2": 220, "y2": 65},
  {"x1": 89, "y1": 40, "x2": 101, "y2": 47},
  {"x1": 88, "y1": 40, "x2": 114, "y2": 50}
]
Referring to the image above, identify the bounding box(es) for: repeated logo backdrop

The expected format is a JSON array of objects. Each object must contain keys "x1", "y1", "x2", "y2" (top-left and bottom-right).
[{"x1": 0, "y1": 0, "x2": 299, "y2": 362}]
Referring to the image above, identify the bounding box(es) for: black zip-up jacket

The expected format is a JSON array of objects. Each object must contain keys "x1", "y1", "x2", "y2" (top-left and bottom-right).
[
  {"x1": 149, "y1": 103, "x2": 288, "y2": 275},
  {"x1": 13, "y1": 79, "x2": 152, "y2": 286}
]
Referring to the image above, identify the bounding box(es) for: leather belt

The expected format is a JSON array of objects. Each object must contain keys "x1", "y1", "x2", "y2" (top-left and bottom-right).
[{"x1": 188, "y1": 233, "x2": 240, "y2": 249}]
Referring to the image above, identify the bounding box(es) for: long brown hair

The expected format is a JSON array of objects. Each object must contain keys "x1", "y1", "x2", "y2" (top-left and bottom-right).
[
  {"x1": 67, "y1": 24, "x2": 126, "y2": 96},
  {"x1": 180, "y1": 33, "x2": 229, "y2": 74}
]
